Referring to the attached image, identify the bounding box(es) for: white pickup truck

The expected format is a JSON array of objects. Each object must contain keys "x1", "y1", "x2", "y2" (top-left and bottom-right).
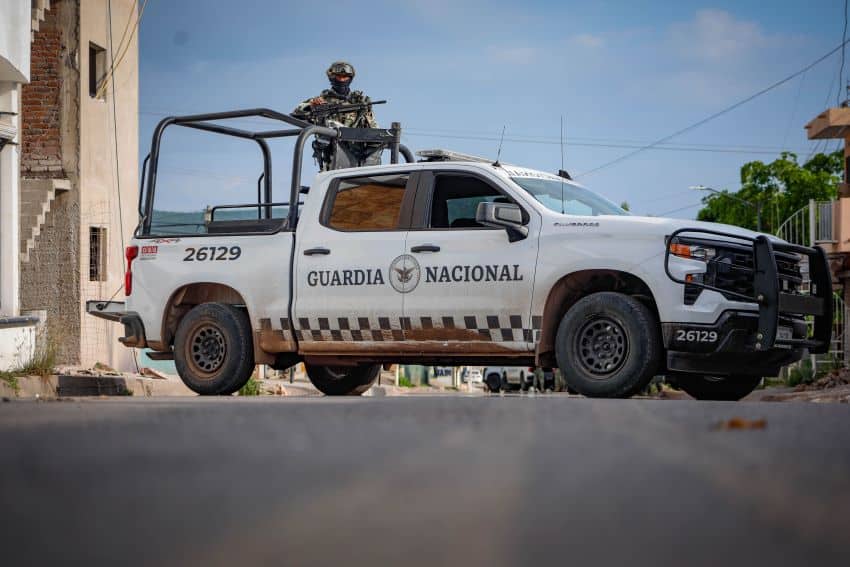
[{"x1": 88, "y1": 108, "x2": 833, "y2": 400}]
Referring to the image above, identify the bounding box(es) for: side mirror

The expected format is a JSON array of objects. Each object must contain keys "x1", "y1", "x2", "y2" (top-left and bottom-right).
[{"x1": 476, "y1": 202, "x2": 528, "y2": 242}]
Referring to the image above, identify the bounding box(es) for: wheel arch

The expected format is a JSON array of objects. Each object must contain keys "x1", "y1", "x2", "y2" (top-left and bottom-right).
[
  {"x1": 536, "y1": 269, "x2": 660, "y2": 366},
  {"x1": 157, "y1": 282, "x2": 262, "y2": 357}
]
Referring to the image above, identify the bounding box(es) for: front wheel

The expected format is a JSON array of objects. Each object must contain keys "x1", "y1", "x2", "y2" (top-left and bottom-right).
[
  {"x1": 174, "y1": 303, "x2": 255, "y2": 395},
  {"x1": 555, "y1": 292, "x2": 661, "y2": 398},
  {"x1": 676, "y1": 374, "x2": 761, "y2": 401},
  {"x1": 306, "y1": 364, "x2": 380, "y2": 396}
]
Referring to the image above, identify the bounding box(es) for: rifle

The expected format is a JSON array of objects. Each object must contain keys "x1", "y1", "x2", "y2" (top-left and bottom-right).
[{"x1": 304, "y1": 99, "x2": 386, "y2": 122}]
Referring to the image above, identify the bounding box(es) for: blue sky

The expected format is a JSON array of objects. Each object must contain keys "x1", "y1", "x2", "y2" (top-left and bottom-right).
[{"x1": 139, "y1": 0, "x2": 845, "y2": 218}]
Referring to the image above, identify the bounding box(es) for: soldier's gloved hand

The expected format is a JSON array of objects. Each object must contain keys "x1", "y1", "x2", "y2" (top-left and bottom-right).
[{"x1": 310, "y1": 97, "x2": 326, "y2": 106}]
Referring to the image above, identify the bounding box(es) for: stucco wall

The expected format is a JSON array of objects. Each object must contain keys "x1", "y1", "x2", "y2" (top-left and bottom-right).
[{"x1": 78, "y1": 0, "x2": 138, "y2": 370}]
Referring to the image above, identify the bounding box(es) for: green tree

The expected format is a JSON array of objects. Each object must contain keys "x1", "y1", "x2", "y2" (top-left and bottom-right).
[
  {"x1": 620, "y1": 201, "x2": 630, "y2": 211},
  {"x1": 696, "y1": 150, "x2": 843, "y2": 233}
]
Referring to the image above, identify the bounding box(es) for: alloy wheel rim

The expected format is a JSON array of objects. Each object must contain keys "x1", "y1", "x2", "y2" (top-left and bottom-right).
[
  {"x1": 189, "y1": 324, "x2": 226, "y2": 375},
  {"x1": 575, "y1": 316, "x2": 629, "y2": 377}
]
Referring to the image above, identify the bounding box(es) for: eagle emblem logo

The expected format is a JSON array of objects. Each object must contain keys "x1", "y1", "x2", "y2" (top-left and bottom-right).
[
  {"x1": 389, "y1": 254, "x2": 421, "y2": 293},
  {"x1": 394, "y1": 265, "x2": 415, "y2": 284}
]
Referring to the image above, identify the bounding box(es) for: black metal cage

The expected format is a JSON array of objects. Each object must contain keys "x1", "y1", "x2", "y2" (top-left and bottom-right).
[{"x1": 138, "y1": 108, "x2": 415, "y2": 235}]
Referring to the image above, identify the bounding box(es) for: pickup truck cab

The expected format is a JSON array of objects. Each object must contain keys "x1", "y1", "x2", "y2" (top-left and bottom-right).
[{"x1": 88, "y1": 109, "x2": 833, "y2": 400}]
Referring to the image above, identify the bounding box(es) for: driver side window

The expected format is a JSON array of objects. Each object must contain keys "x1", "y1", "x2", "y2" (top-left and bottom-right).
[{"x1": 429, "y1": 174, "x2": 513, "y2": 229}]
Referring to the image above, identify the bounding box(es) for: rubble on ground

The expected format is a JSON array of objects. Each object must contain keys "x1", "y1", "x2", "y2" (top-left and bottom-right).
[{"x1": 794, "y1": 370, "x2": 850, "y2": 392}]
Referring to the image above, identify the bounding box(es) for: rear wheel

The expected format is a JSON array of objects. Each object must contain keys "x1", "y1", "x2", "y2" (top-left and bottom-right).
[
  {"x1": 306, "y1": 364, "x2": 380, "y2": 396},
  {"x1": 676, "y1": 374, "x2": 761, "y2": 401},
  {"x1": 555, "y1": 292, "x2": 661, "y2": 398},
  {"x1": 174, "y1": 303, "x2": 255, "y2": 395}
]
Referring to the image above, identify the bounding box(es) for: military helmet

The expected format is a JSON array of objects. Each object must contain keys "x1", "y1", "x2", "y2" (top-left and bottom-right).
[{"x1": 326, "y1": 61, "x2": 355, "y2": 79}]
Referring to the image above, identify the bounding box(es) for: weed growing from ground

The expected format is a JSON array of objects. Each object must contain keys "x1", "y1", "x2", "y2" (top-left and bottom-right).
[{"x1": 239, "y1": 377, "x2": 262, "y2": 396}]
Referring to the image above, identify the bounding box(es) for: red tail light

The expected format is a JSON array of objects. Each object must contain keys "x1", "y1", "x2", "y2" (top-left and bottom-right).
[{"x1": 125, "y1": 245, "x2": 139, "y2": 296}]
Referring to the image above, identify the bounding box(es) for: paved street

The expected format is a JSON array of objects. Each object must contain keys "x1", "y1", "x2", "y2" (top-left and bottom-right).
[{"x1": 1, "y1": 395, "x2": 849, "y2": 566}]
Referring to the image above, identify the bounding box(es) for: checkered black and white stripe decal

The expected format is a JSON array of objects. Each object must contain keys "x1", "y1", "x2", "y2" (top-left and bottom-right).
[{"x1": 276, "y1": 315, "x2": 543, "y2": 343}]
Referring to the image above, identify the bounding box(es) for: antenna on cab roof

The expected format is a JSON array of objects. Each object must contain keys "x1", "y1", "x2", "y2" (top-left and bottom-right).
[
  {"x1": 557, "y1": 116, "x2": 573, "y2": 180},
  {"x1": 493, "y1": 125, "x2": 506, "y2": 167},
  {"x1": 559, "y1": 116, "x2": 566, "y2": 214}
]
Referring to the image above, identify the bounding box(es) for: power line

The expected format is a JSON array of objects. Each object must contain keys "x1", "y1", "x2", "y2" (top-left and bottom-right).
[
  {"x1": 138, "y1": 108, "x2": 813, "y2": 154},
  {"x1": 97, "y1": 0, "x2": 148, "y2": 99},
  {"x1": 577, "y1": 38, "x2": 850, "y2": 178},
  {"x1": 107, "y1": 0, "x2": 139, "y2": 373},
  {"x1": 781, "y1": 69, "x2": 807, "y2": 150},
  {"x1": 656, "y1": 202, "x2": 703, "y2": 216},
  {"x1": 840, "y1": 0, "x2": 848, "y2": 106},
  {"x1": 400, "y1": 131, "x2": 806, "y2": 156}
]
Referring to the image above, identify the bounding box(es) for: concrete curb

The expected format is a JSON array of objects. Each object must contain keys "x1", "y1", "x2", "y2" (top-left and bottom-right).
[{"x1": 1, "y1": 373, "x2": 195, "y2": 399}]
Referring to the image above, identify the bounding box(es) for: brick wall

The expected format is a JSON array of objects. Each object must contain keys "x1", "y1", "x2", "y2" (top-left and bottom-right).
[{"x1": 21, "y1": 6, "x2": 65, "y2": 179}]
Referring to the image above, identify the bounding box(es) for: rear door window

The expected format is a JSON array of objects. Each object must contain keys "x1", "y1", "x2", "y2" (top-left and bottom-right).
[{"x1": 323, "y1": 173, "x2": 413, "y2": 231}]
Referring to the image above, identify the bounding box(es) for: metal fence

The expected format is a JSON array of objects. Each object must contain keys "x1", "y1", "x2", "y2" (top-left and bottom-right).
[
  {"x1": 776, "y1": 199, "x2": 836, "y2": 247},
  {"x1": 776, "y1": 200, "x2": 844, "y2": 375}
]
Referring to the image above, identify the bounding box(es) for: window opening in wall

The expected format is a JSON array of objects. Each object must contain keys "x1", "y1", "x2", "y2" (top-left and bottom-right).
[
  {"x1": 89, "y1": 227, "x2": 107, "y2": 281},
  {"x1": 89, "y1": 42, "x2": 106, "y2": 98}
]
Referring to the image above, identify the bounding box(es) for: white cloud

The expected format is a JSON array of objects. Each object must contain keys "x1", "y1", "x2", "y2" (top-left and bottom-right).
[{"x1": 668, "y1": 9, "x2": 775, "y2": 63}]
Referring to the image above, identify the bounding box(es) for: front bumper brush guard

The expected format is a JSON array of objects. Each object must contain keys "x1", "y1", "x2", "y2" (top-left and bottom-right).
[{"x1": 664, "y1": 228, "x2": 832, "y2": 354}]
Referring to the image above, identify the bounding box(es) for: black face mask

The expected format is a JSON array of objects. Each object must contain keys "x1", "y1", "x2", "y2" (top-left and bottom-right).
[{"x1": 330, "y1": 78, "x2": 351, "y2": 97}]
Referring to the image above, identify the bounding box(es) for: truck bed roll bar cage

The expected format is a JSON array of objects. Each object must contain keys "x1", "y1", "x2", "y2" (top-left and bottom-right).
[{"x1": 139, "y1": 108, "x2": 415, "y2": 234}]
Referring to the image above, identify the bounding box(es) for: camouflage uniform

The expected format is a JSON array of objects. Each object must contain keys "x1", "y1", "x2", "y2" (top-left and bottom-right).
[
  {"x1": 292, "y1": 89, "x2": 378, "y2": 128},
  {"x1": 293, "y1": 62, "x2": 380, "y2": 171}
]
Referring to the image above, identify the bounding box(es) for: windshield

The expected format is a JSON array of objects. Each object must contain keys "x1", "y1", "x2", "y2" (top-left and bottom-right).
[{"x1": 510, "y1": 177, "x2": 628, "y2": 216}]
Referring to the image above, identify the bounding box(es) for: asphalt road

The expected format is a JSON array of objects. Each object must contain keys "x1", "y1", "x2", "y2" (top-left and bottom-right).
[{"x1": 1, "y1": 395, "x2": 849, "y2": 566}]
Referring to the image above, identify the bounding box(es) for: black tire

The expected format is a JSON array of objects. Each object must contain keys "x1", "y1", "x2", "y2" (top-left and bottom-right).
[
  {"x1": 555, "y1": 292, "x2": 661, "y2": 398},
  {"x1": 676, "y1": 374, "x2": 761, "y2": 401},
  {"x1": 306, "y1": 364, "x2": 380, "y2": 396},
  {"x1": 174, "y1": 303, "x2": 255, "y2": 395},
  {"x1": 486, "y1": 372, "x2": 502, "y2": 393}
]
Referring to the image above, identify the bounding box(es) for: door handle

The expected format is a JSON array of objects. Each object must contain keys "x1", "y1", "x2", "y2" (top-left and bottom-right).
[
  {"x1": 304, "y1": 247, "x2": 331, "y2": 256},
  {"x1": 411, "y1": 244, "x2": 440, "y2": 253}
]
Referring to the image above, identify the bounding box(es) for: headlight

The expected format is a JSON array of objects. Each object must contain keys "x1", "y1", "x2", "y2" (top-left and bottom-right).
[{"x1": 669, "y1": 241, "x2": 716, "y2": 261}]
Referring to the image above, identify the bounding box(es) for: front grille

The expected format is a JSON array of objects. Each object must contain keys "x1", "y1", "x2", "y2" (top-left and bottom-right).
[{"x1": 707, "y1": 246, "x2": 802, "y2": 300}]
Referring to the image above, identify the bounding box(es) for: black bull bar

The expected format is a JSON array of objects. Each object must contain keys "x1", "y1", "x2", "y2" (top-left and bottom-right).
[{"x1": 664, "y1": 228, "x2": 832, "y2": 354}]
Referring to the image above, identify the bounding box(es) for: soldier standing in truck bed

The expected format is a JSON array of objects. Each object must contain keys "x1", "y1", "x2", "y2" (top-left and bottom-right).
[{"x1": 292, "y1": 61, "x2": 378, "y2": 128}]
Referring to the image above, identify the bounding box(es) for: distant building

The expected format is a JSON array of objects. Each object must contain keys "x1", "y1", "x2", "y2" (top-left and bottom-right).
[{"x1": 1, "y1": 0, "x2": 138, "y2": 371}]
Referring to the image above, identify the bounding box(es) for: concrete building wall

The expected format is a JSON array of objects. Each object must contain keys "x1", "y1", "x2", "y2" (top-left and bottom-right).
[
  {"x1": 78, "y1": 0, "x2": 138, "y2": 370},
  {"x1": 19, "y1": 0, "x2": 138, "y2": 370},
  {"x1": 20, "y1": 0, "x2": 82, "y2": 365}
]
